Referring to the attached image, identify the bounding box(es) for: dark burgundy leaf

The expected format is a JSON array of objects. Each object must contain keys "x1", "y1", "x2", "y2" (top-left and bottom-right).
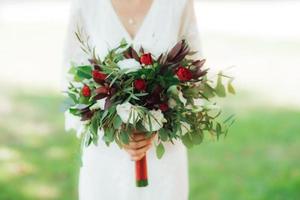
[
  {"x1": 193, "y1": 68, "x2": 208, "y2": 79},
  {"x1": 130, "y1": 47, "x2": 140, "y2": 62},
  {"x1": 95, "y1": 86, "x2": 109, "y2": 95},
  {"x1": 167, "y1": 41, "x2": 183, "y2": 61},
  {"x1": 139, "y1": 47, "x2": 144, "y2": 54},
  {"x1": 93, "y1": 94, "x2": 107, "y2": 101},
  {"x1": 192, "y1": 59, "x2": 206, "y2": 68},
  {"x1": 81, "y1": 109, "x2": 94, "y2": 121},
  {"x1": 123, "y1": 50, "x2": 132, "y2": 59},
  {"x1": 104, "y1": 97, "x2": 112, "y2": 109}
]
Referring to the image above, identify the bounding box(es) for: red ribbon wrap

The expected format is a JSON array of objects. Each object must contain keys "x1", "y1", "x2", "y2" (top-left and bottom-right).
[{"x1": 135, "y1": 154, "x2": 148, "y2": 186}]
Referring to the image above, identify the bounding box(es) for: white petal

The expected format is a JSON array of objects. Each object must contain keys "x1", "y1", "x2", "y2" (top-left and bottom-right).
[
  {"x1": 178, "y1": 91, "x2": 187, "y2": 105},
  {"x1": 116, "y1": 102, "x2": 140, "y2": 124},
  {"x1": 90, "y1": 98, "x2": 107, "y2": 110},
  {"x1": 143, "y1": 110, "x2": 167, "y2": 132},
  {"x1": 180, "y1": 121, "x2": 191, "y2": 135},
  {"x1": 117, "y1": 59, "x2": 141, "y2": 73}
]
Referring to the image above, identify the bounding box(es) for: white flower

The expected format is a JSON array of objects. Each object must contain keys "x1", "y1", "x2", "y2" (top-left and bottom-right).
[
  {"x1": 143, "y1": 109, "x2": 167, "y2": 132},
  {"x1": 178, "y1": 90, "x2": 187, "y2": 105},
  {"x1": 168, "y1": 98, "x2": 177, "y2": 109},
  {"x1": 90, "y1": 98, "x2": 106, "y2": 110},
  {"x1": 116, "y1": 102, "x2": 140, "y2": 124},
  {"x1": 117, "y1": 58, "x2": 141, "y2": 73},
  {"x1": 180, "y1": 121, "x2": 191, "y2": 135}
]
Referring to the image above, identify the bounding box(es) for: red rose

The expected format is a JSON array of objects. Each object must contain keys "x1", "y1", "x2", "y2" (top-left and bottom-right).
[
  {"x1": 140, "y1": 53, "x2": 153, "y2": 65},
  {"x1": 176, "y1": 66, "x2": 192, "y2": 81},
  {"x1": 92, "y1": 70, "x2": 107, "y2": 83},
  {"x1": 159, "y1": 103, "x2": 169, "y2": 112},
  {"x1": 82, "y1": 85, "x2": 91, "y2": 97},
  {"x1": 134, "y1": 79, "x2": 147, "y2": 91}
]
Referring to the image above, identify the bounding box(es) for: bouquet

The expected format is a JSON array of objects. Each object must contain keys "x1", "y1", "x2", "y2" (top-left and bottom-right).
[{"x1": 64, "y1": 31, "x2": 235, "y2": 187}]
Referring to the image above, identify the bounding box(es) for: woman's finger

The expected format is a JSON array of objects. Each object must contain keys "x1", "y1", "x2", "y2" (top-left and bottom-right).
[
  {"x1": 123, "y1": 139, "x2": 151, "y2": 150},
  {"x1": 131, "y1": 132, "x2": 156, "y2": 142},
  {"x1": 125, "y1": 143, "x2": 152, "y2": 157},
  {"x1": 131, "y1": 133, "x2": 147, "y2": 142}
]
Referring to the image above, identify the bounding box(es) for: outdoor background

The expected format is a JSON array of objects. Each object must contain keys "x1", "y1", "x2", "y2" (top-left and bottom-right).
[{"x1": 0, "y1": 0, "x2": 300, "y2": 199}]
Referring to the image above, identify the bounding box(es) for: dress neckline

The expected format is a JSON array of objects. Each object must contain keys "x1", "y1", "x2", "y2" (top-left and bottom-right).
[{"x1": 107, "y1": 0, "x2": 158, "y2": 42}]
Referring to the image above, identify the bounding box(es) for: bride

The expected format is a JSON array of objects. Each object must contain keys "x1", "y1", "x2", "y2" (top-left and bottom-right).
[{"x1": 63, "y1": 0, "x2": 203, "y2": 199}]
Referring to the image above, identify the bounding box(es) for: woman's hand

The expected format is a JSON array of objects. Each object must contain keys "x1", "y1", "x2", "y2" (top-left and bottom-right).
[{"x1": 123, "y1": 132, "x2": 155, "y2": 161}]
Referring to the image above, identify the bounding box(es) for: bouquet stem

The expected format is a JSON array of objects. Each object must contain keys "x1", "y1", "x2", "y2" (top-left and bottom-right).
[{"x1": 135, "y1": 154, "x2": 148, "y2": 187}]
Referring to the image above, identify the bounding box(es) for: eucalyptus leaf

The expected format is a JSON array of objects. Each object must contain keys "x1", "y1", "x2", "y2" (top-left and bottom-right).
[
  {"x1": 120, "y1": 130, "x2": 130, "y2": 144},
  {"x1": 215, "y1": 74, "x2": 226, "y2": 97},
  {"x1": 181, "y1": 133, "x2": 193, "y2": 148},
  {"x1": 191, "y1": 131, "x2": 203, "y2": 145},
  {"x1": 113, "y1": 115, "x2": 123, "y2": 129},
  {"x1": 158, "y1": 128, "x2": 169, "y2": 142},
  {"x1": 227, "y1": 80, "x2": 236, "y2": 94},
  {"x1": 156, "y1": 143, "x2": 165, "y2": 159},
  {"x1": 103, "y1": 128, "x2": 115, "y2": 143},
  {"x1": 202, "y1": 83, "x2": 215, "y2": 98},
  {"x1": 216, "y1": 123, "x2": 222, "y2": 139}
]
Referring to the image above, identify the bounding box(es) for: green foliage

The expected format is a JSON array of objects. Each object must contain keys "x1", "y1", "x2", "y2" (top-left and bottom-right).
[
  {"x1": 182, "y1": 133, "x2": 194, "y2": 148},
  {"x1": 215, "y1": 73, "x2": 227, "y2": 97},
  {"x1": 74, "y1": 65, "x2": 93, "y2": 81},
  {"x1": 156, "y1": 143, "x2": 165, "y2": 159},
  {"x1": 158, "y1": 128, "x2": 169, "y2": 142}
]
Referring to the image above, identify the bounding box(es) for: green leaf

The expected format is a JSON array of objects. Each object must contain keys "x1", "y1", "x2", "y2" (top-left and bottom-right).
[
  {"x1": 158, "y1": 128, "x2": 169, "y2": 142},
  {"x1": 216, "y1": 123, "x2": 222, "y2": 139},
  {"x1": 113, "y1": 115, "x2": 123, "y2": 129},
  {"x1": 78, "y1": 96, "x2": 89, "y2": 104},
  {"x1": 191, "y1": 131, "x2": 203, "y2": 145},
  {"x1": 76, "y1": 66, "x2": 93, "y2": 79},
  {"x1": 120, "y1": 38, "x2": 128, "y2": 48},
  {"x1": 69, "y1": 108, "x2": 81, "y2": 116},
  {"x1": 227, "y1": 80, "x2": 236, "y2": 94},
  {"x1": 215, "y1": 74, "x2": 226, "y2": 97},
  {"x1": 202, "y1": 83, "x2": 215, "y2": 98},
  {"x1": 103, "y1": 128, "x2": 115, "y2": 143},
  {"x1": 90, "y1": 116, "x2": 99, "y2": 136},
  {"x1": 156, "y1": 143, "x2": 165, "y2": 159},
  {"x1": 181, "y1": 133, "x2": 193, "y2": 148},
  {"x1": 120, "y1": 130, "x2": 130, "y2": 144}
]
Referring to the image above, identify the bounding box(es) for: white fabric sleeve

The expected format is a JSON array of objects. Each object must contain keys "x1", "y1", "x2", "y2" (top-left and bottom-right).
[
  {"x1": 62, "y1": 0, "x2": 88, "y2": 135},
  {"x1": 178, "y1": 0, "x2": 204, "y2": 60}
]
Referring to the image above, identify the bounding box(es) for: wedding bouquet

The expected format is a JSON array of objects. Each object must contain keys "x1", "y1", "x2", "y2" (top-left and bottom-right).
[{"x1": 64, "y1": 31, "x2": 235, "y2": 187}]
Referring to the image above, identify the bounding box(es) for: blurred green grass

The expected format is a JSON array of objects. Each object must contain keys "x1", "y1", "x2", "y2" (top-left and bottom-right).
[{"x1": 0, "y1": 88, "x2": 299, "y2": 200}]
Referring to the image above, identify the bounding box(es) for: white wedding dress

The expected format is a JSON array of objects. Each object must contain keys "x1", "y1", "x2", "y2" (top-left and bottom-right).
[{"x1": 63, "y1": 0, "x2": 203, "y2": 199}]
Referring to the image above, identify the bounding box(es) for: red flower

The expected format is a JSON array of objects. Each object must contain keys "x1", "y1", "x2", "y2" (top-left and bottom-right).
[
  {"x1": 176, "y1": 66, "x2": 192, "y2": 81},
  {"x1": 134, "y1": 79, "x2": 147, "y2": 91},
  {"x1": 92, "y1": 70, "x2": 107, "y2": 83},
  {"x1": 159, "y1": 103, "x2": 169, "y2": 112},
  {"x1": 82, "y1": 85, "x2": 91, "y2": 97},
  {"x1": 140, "y1": 53, "x2": 153, "y2": 65}
]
